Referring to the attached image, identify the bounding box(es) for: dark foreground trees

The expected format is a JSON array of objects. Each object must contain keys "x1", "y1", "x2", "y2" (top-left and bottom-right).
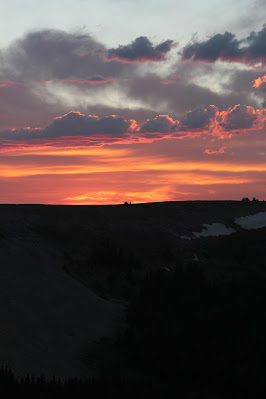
[
  {"x1": 2, "y1": 262, "x2": 266, "y2": 398},
  {"x1": 0, "y1": 369, "x2": 162, "y2": 398},
  {"x1": 123, "y1": 264, "x2": 266, "y2": 397}
]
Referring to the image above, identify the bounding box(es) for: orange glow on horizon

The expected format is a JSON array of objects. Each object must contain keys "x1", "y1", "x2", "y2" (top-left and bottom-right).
[
  {"x1": 64, "y1": 188, "x2": 174, "y2": 205},
  {"x1": 1, "y1": 107, "x2": 266, "y2": 205},
  {"x1": 2, "y1": 155, "x2": 266, "y2": 178}
]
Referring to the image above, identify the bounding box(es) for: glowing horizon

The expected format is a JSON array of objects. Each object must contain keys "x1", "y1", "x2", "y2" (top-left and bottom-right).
[{"x1": 1, "y1": 16, "x2": 266, "y2": 204}]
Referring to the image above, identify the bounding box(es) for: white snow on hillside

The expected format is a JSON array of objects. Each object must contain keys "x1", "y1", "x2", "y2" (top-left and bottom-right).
[
  {"x1": 193, "y1": 223, "x2": 236, "y2": 238},
  {"x1": 178, "y1": 235, "x2": 192, "y2": 240},
  {"x1": 179, "y1": 211, "x2": 266, "y2": 240},
  {"x1": 235, "y1": 212, "x2": 266, "y2": 230}
]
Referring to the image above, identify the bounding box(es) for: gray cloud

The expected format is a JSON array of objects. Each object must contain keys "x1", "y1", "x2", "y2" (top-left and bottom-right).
[
  {"x1": 45, "y1": 112, "x2": 134, "y2": 136},
  {"x1": 182, "y1": 25, "x2": 266, "y2": 65},
  {"x1": 1, "y1": 29, "x2": 128, "y2": 81},
  {"x1": 0, "y1": 28, "x2": 261, "y2": 127},
  {"x1": 106, "y1": 36, "x2": 174, "y2": 62},
  {"x1": 126, "y1": 71, "x2": 260, "y2": 117},
  {"x1": 182, "y1": 32, "x2": 239, "y2": 62},
  {"x1": 0, "y1": 111, "x2": 136, "y2": 139},
  {"x1": 140, "y1": 115, "x2": 178, "y2": 133},
  {"x1": 219, "y1": 105, "x2": 259, "y2": 130},
  {"x1": 0, "y1": 104, "x2": 265, "y2": 147},
  {"x1": 0, "y1": 83, "x2": 65, "y2": 131},
  {"x1": 180, "y1": 105, "x2": 218, "y2": 129},
  {"x1": 246, "y1": 26, "x2": 266, "y2": 60}
]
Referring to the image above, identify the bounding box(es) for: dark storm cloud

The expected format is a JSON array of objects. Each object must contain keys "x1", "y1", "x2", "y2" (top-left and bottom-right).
[
  {"x1": 218, "y1": 105, "x2": 261, "y2": 130},
  {"x1": 246, "y1": 26, "x2": 266, "y2": 60},
  {"x1": 182, "y1": 32, "x2": 239, "y2": 62},
  {"x1": 175, "y1": 104, "x2": 264, "y2": 134},
  {"x1": 140, "y1": 115, "x2": 178, "y2": 133},
  {"x1": 180, "y1": 105, "x2": 218, "y2": 129},
  {"x1": 182, "y1": 25, "x2": 266, "y2": 65},
  {"x1": 106, "y1": 36, "x2": 174, "y2": 62},
  {"x1": 0, "y1": 112, "x2": 136, "y2": 139},
  {"x1": 45, "y1": 112, "x2": 135, "y2": 136}
]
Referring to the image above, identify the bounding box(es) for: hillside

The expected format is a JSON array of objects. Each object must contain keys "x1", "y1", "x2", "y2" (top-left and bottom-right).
[
  {"x1": 2, "y1": 200, "x2": 266, "y2": 264},
  {"x1": 1, "y1": 200, "x2": 266, "y2": 380}
]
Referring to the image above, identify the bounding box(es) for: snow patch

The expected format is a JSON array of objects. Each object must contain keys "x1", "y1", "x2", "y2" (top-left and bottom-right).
[
  {"x1": 177, "y1": 211, "x2": 266, "y2": 240},
  {"x1": 193, "y1": 223, "x2": 236, "y2": 238},
  {"x1": 234, "y1": 212, "x2": 266, "y2": 230},
  {"x1": 178, "y1": 235, "x2": 192, "y2": 240}
]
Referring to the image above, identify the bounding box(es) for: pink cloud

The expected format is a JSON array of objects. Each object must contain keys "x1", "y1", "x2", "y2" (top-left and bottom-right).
[
  {"x1": 0, "y1": 105, "x2": 265, "y2": 152},
  {"x1": 0, "y1": 79, "x2": 24, "y2": 88},
  {"x1": 217, "y1": 105, "x2": 265, "y2": 133},
  {"x1": 61, "y1": 78, "x2": 116, "y2": 85},
  {"x1": 104, "y1": 55, "x2": 167, "y2": 64},
  {"x1": 204, "y1": 147, "x2": 226, "y2": 155},
  {"x1": 160, "y1": 80, "x2": 177, "y2": 85},
  {"x1": 160, "y1": 75, "x2": 182, "y2": 85},
  {"x1": 40, "y1": 80, "x2": 51, "y2": 84}
]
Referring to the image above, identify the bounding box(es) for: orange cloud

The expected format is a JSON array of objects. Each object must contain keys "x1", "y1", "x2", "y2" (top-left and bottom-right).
[
  {"x1": 253, "y1": 75, "x2": 266, "y2": 88},
  {"x1": 1, "y1": 132, "x2": 266, "y2": 205},
  {"x1": 204, "y1": 147, "x2": 226, "y2": 155},
  {"x1": 214, "y1": 105, "x2": 266, "y2": 136}
]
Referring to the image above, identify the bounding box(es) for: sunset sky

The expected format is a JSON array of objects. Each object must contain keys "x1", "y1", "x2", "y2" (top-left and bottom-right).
[{"x1": 1, "y1": 0, "x2": 266, "y2": 204}]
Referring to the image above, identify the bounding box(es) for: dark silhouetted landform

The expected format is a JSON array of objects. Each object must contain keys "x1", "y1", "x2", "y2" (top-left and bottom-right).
[{"x1": 1, "y1": 201, "x2": 266, "y2": 397}]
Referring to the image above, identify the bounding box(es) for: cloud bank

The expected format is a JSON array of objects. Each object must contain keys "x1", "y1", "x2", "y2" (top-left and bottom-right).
[{"x1": 0, "y1": 104, "x2": 265, "y2": 151}]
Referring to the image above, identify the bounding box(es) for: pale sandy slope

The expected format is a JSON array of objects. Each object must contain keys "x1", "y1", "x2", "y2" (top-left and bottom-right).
[{"x1": 0, "y1": 213, "x2": 124, "y2": 380}]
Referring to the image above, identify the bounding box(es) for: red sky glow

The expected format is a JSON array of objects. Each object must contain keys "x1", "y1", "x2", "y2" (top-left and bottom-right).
[{"x1": 1, "y1": 21, "x2": 266, "y2": 204}]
